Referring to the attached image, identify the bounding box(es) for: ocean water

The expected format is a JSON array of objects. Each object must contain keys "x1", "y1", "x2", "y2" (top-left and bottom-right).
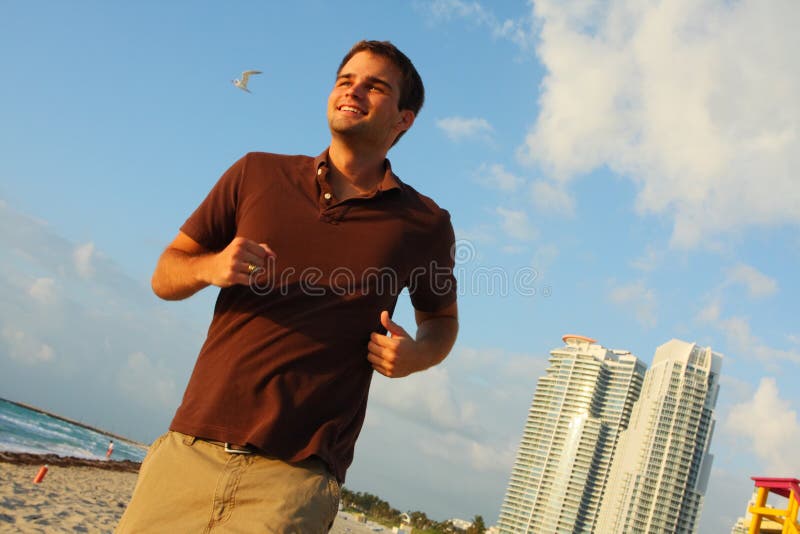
[{"x1": 0, "y1": 398, "x2": 147, "y2": 462}]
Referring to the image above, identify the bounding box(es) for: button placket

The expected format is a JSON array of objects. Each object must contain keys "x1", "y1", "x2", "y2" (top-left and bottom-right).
[{"x1": 317, "y1": 165, "x2": 336, "y2": 208}]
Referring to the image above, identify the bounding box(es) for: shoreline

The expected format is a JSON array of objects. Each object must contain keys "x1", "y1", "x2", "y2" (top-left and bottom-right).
[
  {"x1": 1, "y1": 397, "x2": 147, "y2": 449},
  {"x1": 0, "y1": 451, "x2": 141, "y2": 473}
]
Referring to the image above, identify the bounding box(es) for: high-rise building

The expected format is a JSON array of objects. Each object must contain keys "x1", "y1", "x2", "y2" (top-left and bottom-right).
[
  {"x1": 595, "y1": 339, "x2": 722, "y2": 534},
  {"x1": 498, "y1": 335, "x2": 646, "y2": 533}
]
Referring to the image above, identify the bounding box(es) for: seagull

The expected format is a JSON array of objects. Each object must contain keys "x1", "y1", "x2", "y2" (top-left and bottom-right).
[{"x1": 232, "y1": 70, "x2": 262, "y2": 93}]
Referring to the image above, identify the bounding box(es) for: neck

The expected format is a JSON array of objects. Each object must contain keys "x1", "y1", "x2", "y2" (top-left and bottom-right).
[{"x1": 328, "y1": 139, "x2": 387, "y2": 193}]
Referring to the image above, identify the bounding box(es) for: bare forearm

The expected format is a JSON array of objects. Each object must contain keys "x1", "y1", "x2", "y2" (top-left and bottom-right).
[
  {"x1": 415, "y1": 316, "x2": 459, "y2": 369},
  {"x1": 151, "y1": 248, "x2": 215, "y2": 301},
  {"x1": 151, "y1": 235, "x2": 275, "y2": 301}
]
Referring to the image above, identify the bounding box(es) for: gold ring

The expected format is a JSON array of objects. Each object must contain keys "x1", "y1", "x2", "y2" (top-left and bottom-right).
[{"x1": 247, "y1": 263, "x2": 257, "y2": 274}]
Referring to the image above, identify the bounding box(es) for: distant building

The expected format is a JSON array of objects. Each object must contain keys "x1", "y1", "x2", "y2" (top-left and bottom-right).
[
  {"x1": 596, "y1": 339, "x2": 722, "y2": 534},
  {"x1": 450, "y1": 518, "x2": 472, "y2": 530},
  {"x1": 498, "y1": 335, "x2": 646, "y2": 533},
  {"x1": 730, "y1": 489, "x2": 758, "y2": 534},
  {"x1": 730, "y1": 492, "x2": 783, "y2": 534}
]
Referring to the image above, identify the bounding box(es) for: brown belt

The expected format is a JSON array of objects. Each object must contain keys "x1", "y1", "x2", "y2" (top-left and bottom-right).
[{"x1": 196, "y1": 437, "x2": 256, "y2": 455}]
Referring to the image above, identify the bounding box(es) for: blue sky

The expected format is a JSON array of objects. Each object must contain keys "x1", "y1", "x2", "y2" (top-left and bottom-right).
[{"x1": 1, "y1": 1, "x2": 798, "y2": 530}]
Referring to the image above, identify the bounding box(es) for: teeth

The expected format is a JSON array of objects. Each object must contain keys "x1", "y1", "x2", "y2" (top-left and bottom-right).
[{"x1": 340, "y1": 106, "x2": 363, "y2": 114}]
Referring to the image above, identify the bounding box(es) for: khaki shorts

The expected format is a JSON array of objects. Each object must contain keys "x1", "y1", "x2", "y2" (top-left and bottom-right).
[{"x1": 116, "y1": 431, "x2": 340, "y2": 533}]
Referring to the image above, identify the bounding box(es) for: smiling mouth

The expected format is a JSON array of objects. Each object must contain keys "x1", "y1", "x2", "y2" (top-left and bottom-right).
[{"x1": 338, "y1": 105, "x2": 366, "y2": 115}]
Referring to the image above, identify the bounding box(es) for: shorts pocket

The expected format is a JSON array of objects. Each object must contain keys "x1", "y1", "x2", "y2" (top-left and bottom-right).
[
  {"x1": 138, "y1": 432, "x2": 169, "y2": 471},
  {"x1": 326, "y1": 474, "x2": 341, "y2": 526}
]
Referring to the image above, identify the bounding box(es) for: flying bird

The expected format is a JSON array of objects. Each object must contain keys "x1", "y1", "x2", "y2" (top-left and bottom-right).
[{"x1": 232, "y1": 70, "x2": 262, "y2": 93}]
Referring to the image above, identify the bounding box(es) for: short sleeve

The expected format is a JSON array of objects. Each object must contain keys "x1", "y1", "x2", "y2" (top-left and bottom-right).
[
  {"x1": 408, "y1": 210, "x2": 458, "y2": 313},
  {"x1": 180, "y1": 154, "x2": 248, "y2": 251}
]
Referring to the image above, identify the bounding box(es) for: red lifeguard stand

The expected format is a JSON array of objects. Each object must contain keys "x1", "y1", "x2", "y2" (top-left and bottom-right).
[{"x1": 746, "y1": 477, "x2": 800, "y2": 534}]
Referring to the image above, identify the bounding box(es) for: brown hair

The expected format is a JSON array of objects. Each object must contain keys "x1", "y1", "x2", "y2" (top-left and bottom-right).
[{"x1": 337, "y1": 40, "x2": 424, "y2": 144}]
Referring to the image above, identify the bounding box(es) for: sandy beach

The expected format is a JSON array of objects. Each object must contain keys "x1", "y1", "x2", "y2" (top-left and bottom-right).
[
  {"x1": 0, "y1": 454, "x2": 138, "y2": 533},
  {"x1": 0, "y1": 453, "x2": 395, "y2": 533}
]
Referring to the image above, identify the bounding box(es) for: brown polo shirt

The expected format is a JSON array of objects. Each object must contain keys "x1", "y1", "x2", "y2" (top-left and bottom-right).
[{"x1": 169, "y1": 150, "x2": 456, "y2": 482}]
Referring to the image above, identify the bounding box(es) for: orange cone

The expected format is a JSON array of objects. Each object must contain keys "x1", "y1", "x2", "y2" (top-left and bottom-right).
[{"x1": 33, "y1": 465, "x2": 48, "y2": 483}]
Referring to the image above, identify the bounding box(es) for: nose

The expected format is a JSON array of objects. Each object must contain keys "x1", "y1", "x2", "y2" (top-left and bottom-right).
[{"x1": 345, "y1": 80, "x2": 367, "y2": 99}]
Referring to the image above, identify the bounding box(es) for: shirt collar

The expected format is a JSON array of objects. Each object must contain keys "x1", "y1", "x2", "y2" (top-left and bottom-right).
[{"x1": 314, "y1": 149, "x2": 403, "y2": 193}]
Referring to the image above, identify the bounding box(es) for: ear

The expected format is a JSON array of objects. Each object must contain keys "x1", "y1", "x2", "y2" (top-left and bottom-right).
[{"x1": 396, "y1": 109, "x2": 416, "y2": 134}]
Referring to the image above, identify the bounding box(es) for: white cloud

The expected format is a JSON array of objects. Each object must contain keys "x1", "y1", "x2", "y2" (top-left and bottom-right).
[
  {"x1": 427, "y1": 0, "x2": 490, "y2": 22},
  {"x1": 725, "y1": 263, "x2": 778, "y2": 298},
  {"x1": 0, "y1": 202, "x2": 207, "y2": 442},
  {"x1": 370, "y1": 345, "x2": 548, "y2": 437},
  {"x1": 453, "y1": 225, "x2": 498, "y2": 266},
  {"x1": 117, "y1": 351, "x2": 179, "y2": 410},
  {"x1": 476, "y1": 163, "x2": 524, "y2": 192},
  {"x1": 416, "y1": 431, "x2": 516, "y2": 474},
  {"x1": 495, "y1": 351, "x2": 548, "y2": 388},
  {"x1": 496, "y1": 206, "x2": 537, "y2": 241},
  {"x1": 436, "y1": 116, "x2": 494, "y2": 142},
  {"x1": 455, "y1": 225, "x2": 495, "y2": 247},
  {"x1": 450, "y1": 347, "x2": 550, "y2": 434},
  {"x1": 28, "y1": 277, "x2": 57, "y2": 303},
  {"x1": 1, "y1": 326, "x2": 55, "y2": 364},
  {"x1": 370, "y1": 367, "x2": 479, "y2": 433},
  {"x1": 724, "y1": 377, "x2": 800, "y2": 475},
  {"x1": 530, "y1": 180, "x2": 574, "y2": 214},
  {"x1": 73, "y1": 242, "x2": 95, "y2": 278},
  {"x1": 523, "y1": 0, "x2": 800, "y2": 247},
  {"x1": 630, "y1": 246, "x2": 664, "y2": 272},
  {"x1": 696, "y1": 300, "x2": 721, "y2": 323},
  {"x1": 609, "y1": 280, "x2": 657, "y2": 328},
  {"x1": 424, "y1": 0, "x2": 531, "y2": 49},
  {"x1": 698, "y1": 303, "x2": 800, "y2": 366},
  {"x1": 368, "y1": 344, "x2": 549, "y2": 487},
  {"x1": 719, "y1": 316, "x2": 800, "y2": 366}
]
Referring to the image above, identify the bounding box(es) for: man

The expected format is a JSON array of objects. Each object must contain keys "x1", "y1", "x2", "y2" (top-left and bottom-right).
[{"x1": 117, "y1": 40, "x2": 458, "y2": 533}]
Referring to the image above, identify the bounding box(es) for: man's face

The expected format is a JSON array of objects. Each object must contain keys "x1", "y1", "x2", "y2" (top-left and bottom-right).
[{"x1": 327, "y1": 51, "x2": 414, "y2": 149}]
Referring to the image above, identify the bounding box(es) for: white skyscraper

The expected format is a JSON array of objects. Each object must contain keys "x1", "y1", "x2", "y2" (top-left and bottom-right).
[
  {"x1": 498, "y1": 335, "x2": 646, "y2": 533},
  {"x1": 595, "y1": 339, "x2": 722, "y2": 534}
]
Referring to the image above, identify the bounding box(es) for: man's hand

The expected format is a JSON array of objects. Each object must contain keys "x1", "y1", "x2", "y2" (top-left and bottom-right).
[
  {"x1": 205, "y1": 237, "x2": 276, "y2": 288},
  {"x1": 151, "y1": 232, "x2": 276, "y2": 300},
  {"x1": 367, "y1": 308, "x2": 457, "y2": 378},
  {"x1": 368, "y1": 311, "x2": 423, "y2": 378}
]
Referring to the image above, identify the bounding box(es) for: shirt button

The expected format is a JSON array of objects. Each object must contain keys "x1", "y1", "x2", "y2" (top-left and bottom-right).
[{"x1": 323, "y1": 193, "x2": 332, "y2": 200}]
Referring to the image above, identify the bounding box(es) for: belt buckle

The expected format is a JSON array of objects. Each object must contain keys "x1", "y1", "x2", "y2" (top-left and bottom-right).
[{"x1": 224, "y1": 442, "x2": 253, "y2": 455}]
